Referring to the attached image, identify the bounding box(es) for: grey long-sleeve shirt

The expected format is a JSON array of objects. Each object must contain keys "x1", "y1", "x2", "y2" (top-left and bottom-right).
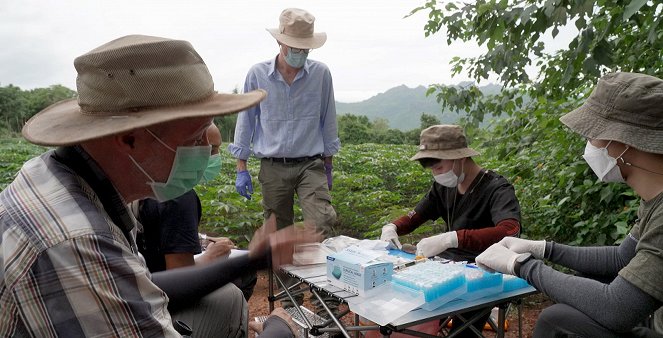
[{"x1": 518, "y1": 236, "x2": 662, "y2": 333}]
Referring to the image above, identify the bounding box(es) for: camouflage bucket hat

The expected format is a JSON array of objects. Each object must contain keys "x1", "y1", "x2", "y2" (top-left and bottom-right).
[
  {"x1": 410, "y1": 124, "x2": 480, "y2": 161},
  {"x1": 560, "y1": 72, "x2": 663, "y2": 154}
]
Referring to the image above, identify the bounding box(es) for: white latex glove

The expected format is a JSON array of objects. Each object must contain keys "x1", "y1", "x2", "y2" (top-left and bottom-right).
[
  {"x1": 380, "y1": 223, "x2": 402, "y2": 249},
  {"x1": 416, "y1": 231, "x2": 458, "y2": 258},
  {"x1": 499, "y1": 237, "x2": 546, "y2": 259},
  {"x1": 475, "y1": 243, "x2": 532, "y2": 275}
]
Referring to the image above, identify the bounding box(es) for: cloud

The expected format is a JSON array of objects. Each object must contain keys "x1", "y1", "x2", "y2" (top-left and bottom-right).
[{"x1": 0, "y1": 0, "x2": 487, "y2": 102}]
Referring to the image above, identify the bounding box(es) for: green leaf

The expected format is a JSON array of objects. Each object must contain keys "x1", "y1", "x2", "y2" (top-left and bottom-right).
[
  {"x1": 478, "y1": 3, "x2": 492, "y2": 16},
  {"x1": 575, "y1": 16, "x2": 586, "y2": 31},
  {"x1": 520, "y1": 5, "x2": 537, "y2": 24},
  {"x1": 648, "y1": 16, "x2": 662, "y2": 44},
  {"x1": 623, "y1": 0, "x2": 647, "y2": 21}
]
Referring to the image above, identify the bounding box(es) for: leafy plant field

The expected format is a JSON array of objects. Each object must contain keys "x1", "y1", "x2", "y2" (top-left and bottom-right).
[{"x1": 0, "y1": 130, "x2": 638, "y2": 248}]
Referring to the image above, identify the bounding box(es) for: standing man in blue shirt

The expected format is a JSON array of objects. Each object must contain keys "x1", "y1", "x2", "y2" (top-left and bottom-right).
[
  {"x1": 229, "y1": 7, "x2": 341, "y2": 316},
  {"x1": 229, "y1": 7, "x2": 340, "y2": 236}
]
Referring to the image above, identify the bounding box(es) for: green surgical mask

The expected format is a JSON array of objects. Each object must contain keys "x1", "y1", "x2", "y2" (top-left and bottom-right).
[
  {"x1": 129, "y1": 129, "x2": 211, "y2": 202},
  {"x1": 202, "y1": 154, "x2": 222, "y2": 183}
]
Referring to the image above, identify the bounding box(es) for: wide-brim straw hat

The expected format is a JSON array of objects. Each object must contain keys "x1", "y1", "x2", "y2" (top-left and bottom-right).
[
  {"x1": 22, "y1": 34, "x2": 266, "y2": 146},
  {"x1": 410, "y1": 125, "x2": 480, "y2": 161},
  {"x1": 560, "y1": 72, "x2": 663, "y2": 154},
  {"x1": 266, "y1": 8, "x2": 327, "y2": 49}
]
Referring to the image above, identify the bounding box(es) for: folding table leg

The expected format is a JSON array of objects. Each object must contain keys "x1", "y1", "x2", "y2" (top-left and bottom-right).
[
  {"x1": 268, "y1": 268, "x2": 275, "y2": 312},
  {"x1": 310, "y1": 287, "x2": 351, "y2": 338}
]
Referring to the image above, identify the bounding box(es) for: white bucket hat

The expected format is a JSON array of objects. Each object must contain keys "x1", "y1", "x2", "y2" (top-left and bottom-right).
[{"x1": 266, "y1": 8, "x2": 327, "y2": 49}]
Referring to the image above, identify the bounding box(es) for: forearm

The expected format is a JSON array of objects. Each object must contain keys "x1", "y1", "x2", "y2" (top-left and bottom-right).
[
  {"x1": 393, "y1": 211, "x2": 428, "y2": 235},
  {"x1": 546, "y1": 235, "x2": 636, "y2": 277},
  {"x1": 152, "y1": 253, "x2": 268, "y2": 311},
  {"x1": 456, "y1": 218, "x2": 520, "y2": 252},
  {"x1": 236, "y1": 159, "x2": 247, "y2": 172},
  {"x1": 519, "y1": 259, "x2": 660, "y2": 332}
]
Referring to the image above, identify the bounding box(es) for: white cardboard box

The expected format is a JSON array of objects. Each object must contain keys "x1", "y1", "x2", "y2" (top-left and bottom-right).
[{"x1": 326, "y1": 246, "x2": 393, "y2": 296}]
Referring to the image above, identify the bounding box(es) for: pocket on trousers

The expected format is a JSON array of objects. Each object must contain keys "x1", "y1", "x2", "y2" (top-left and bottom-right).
[{"x1": 315, "y1": 190, "x2": 332, "y2": 204}]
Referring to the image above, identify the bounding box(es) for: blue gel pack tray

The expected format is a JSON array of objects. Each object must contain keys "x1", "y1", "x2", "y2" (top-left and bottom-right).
[
  {"x1": 391, "y1": 261, "x2": 467, "y2": 311},
  {"x1": 387, "y1": 249, "x2": 416, "y2": 261},
  {"x1": 502, "y1": 274, "x2": 530, "y2": 292},
  {"x1": 459, "y1": 266, "x2": 503, "y2": 301}
]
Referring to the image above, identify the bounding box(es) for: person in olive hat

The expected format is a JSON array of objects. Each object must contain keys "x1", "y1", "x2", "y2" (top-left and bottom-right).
[
  {"x1": 0, "y1": 34, "x2": 319, "y2": 338},
  {"x1": 380, "y1": 124, "x2": 522, "y2": 337},
  {"x1": 477, "y1": 72, "x2": 663, "y2": 337}
]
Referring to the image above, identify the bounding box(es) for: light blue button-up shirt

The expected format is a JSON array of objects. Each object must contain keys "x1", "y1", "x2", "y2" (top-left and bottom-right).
[{"x1": 228, "y1": 56, "x2": 341, "y2": 160}]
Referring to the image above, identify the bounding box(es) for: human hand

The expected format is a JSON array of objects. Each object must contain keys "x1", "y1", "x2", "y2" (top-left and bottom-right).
[
  {"x1": 380, "y1": 223, "x2": 402, "y2": 249},
  {"x1": 324, "y1": 162, "x2": 333, "y2": 191},
  {"x1": 248, "y1": 215, "x2": 323, "y2": 269},
  {"x1": 235, "y1": 170, "x2": 253, "y2": 199},
  {"x1": 475, "y1": 243, "x2": 532, "y2": 275},
  {"x1": 203, "y1": 238, "x2": 235, "y2": 258},
  {"x1": 498, "y1": 237, "x2": 546, "y2": 259},
  {"x1": 416, "y1": 231, "x2": 458, "y2": 258},
  {"x1": 248, "y1": 308, "x2": 298, "y2": 336}
]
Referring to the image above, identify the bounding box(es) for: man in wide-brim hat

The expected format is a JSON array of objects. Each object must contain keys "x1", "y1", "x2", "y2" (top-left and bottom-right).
[
  {"x1": 477, "y1": 72, "x2": 663, "y2": 337},
  {"x1": 228, "y1": 7, "x2": 341, "y2": 314},
  {"x1": 0, "y1": 34, "x2": 317, "y2": 338}
]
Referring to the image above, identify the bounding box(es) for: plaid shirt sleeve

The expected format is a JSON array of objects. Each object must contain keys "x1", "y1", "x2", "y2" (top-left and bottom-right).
[{"x1": 0, "y1": 153, "x2": 179, "y2": 337}]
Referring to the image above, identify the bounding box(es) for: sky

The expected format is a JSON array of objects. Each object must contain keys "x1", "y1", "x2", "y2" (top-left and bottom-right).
[{"x1": 0, "y1": 0, "x2": 491, "y2": 103}]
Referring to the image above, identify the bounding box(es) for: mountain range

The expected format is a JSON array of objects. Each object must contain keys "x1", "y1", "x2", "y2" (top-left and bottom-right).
[{"x1": 335, "y1": 83, "x2": 501, "y2": 130}]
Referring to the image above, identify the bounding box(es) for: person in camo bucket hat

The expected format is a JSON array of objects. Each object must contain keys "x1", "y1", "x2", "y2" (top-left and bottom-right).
[
  {"x1": 476, "y1": 72, "x2": 663, "y2": 337},
  {"x1": 410, "y1": 124, "x2": 480, "y2": 161},
  {"x1": 381, "y1": 124, "x2": 522, "y2": 337}
]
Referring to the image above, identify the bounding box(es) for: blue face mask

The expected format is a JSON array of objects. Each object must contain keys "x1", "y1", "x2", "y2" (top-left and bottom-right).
[
  {"x1": 284, "y1": 47, "x2": 308, "y2": 68},
  {"x1": 202, "y1": 153, "x2": 222, "y2": 183},
  {"x1": 129, "y1": 129, "x2": 211, "y2": 202}
]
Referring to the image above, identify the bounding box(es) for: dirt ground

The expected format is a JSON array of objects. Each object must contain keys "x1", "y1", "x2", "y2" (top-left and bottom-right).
[{"x1": 248, "y1": 270, "x2": 552, "y2": 338}]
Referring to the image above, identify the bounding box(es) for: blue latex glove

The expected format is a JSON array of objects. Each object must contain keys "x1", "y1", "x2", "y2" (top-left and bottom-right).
[
  {"x1": 235, "y1": 170, "x2": 253, "y2": 200},
  {"x1": 324, "y1": 162, "x2": 333, "y2": 191}
]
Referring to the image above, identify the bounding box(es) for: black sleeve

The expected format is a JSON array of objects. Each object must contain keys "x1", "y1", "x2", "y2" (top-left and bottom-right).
[
  {"x1": 151, "y1": 253, "x2": 268, "y2": 311},
  {"x1": 261, "y1": 316, "x2": 295, "y2": 338},
  {"x1": 157, "y1": 191, "x2": 202, "y2": 255},
  {"x1": 487, "y1": 178, "x2": 521, "y2": 225},
  {"x1": 519, "y1": 259, "x2": 661, "y2": 332}
]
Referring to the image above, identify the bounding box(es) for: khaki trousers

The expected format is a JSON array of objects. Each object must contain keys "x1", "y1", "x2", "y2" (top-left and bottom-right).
[
  {"x1": 258, "y1": 158, "x2": 336, "y2": 234},
  {"x1": 259, "y1": 158, "x2": 340, "y2": 316},
  {"x1": 171, "y1": 284, "x2": 247, "y2": 338}
]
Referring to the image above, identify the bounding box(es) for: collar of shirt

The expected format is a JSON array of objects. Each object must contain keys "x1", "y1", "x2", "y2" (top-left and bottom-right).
[
  {"x1": 267, "y1": 54, "x2": 310, "y2": 80},
  {"x1": 53, "y1": 146, "x2": 136, "y2": 243}
]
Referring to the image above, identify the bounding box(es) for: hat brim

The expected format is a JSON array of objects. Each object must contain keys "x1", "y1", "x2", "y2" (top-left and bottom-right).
[
  {"x1": 410, "y1": 148, "x2": 480, "y2": 161},
  {"x1": 22, "y1": 90, "x2": 266, "y2": 146},
  {"x1": 560, "y1": 100, "x2": 663, "y2": 155},
  {"x1": 266, "y1": 28, "x2": 327, "y2": 49}
]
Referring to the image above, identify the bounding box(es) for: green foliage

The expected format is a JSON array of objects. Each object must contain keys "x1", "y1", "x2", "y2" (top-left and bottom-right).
[
  {"x1": 338, "y1": 114, "x2": 413, "y2": 145},
  {"x1": 0, "y1": 84, "x2": 77, "y2": 133},
  {"x1": 419, "y1": 113, "x2": 440, "y2": 129},
  {"x1": 0, "y1": 138, "x2": 49, "y2": 190},
  {"x1": 475, "y1": 102, "x2": 637, "y2": 245},
  {"x1": 194, "y1": 153, "x2": 265, "y2": 245},
  {"x1": 410, "y1": 0, "x2": 663, "y2": 119},
  {"x1": 193, "y1": 143, "x2": 441, "y2": 246},
  {"x1": 407, "y1": 0, "x2": 662, "y2": 245},
  {"x1": 0, "y1": 124, "x2": 637, "y2": 248}
]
